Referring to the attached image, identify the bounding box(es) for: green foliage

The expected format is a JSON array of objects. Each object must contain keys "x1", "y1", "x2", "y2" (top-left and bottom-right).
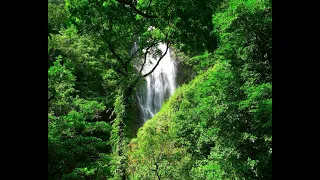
[
  {"x1": 48, "y1": 0, "x2": 271, "y2": 179},
  {"x1": 137, "y1": 0, "x2": 224, "y2": 56},
  {"x1": 129, "y1": 59, "x2": 271, "y2": 179},
  {"x1": 48, "y1": 57, "x2": 113, "y2": 179},
  {"x1": 128, "y1": 0, "x2": 272, "y2": 179},
  {"x1": 127, "y1": 110, "x2": 192, "y2": 179},
  {"x1": 48, "y1": 2, "x2": 67, "y2": 30},
  {"x1": 185, "y1": 50, "x2": 217, "y2": 74},
  {"x1": 48, "y1": 56, "x2": 76, "y2": 116},
  {"x1": 48, "y1": 25, "x2": 121, "y2": 104},
  {"x1": 48, "y1": 0, "x2": 67, "y2": 39}
]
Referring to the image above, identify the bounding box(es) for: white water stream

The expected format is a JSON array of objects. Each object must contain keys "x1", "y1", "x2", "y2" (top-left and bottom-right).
[{"x1": 135, "y1": 43, "x2": 177, "y2": 122}]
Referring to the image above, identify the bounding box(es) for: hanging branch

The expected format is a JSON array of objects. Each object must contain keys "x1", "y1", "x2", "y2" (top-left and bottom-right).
[
  {"x1": 153, "y1": 162, "x2": 161, "y2": 180},
  {"x1": 139, "y1": 41, "x2": 159, "y2": 74},
  {"x1": 143, "y1": 42, "x2": 169, "y2": 77},
  {"x1": 125, "y1": 25, "x2": 171, "y2": 97},
  {"x1": 124, "y1": 39, "x2": 169, "y2": 100}
]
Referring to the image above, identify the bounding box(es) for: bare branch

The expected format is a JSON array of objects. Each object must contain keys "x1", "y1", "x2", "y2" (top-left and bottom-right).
[
  {"x1": 123, "y1": 40, "x2": 168, "y2": 101},
  {"x1": 155, "y1": 162, "x2": 161, "y2": 180},
  {"x1": 143, "y1": 42, "x2": 169, "y2": 78},
  {"x1": 139, "y1": 41, "x2": 158, "y2": 74}
]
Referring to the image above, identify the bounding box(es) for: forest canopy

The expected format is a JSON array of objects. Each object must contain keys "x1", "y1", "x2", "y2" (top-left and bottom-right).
[{"x1": 48, "y1": 0, "x2": 272, "y2": 179}]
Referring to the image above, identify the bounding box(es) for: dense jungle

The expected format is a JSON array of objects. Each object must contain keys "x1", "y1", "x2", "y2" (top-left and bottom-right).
[{"x1": 48, "y1": 0, "x2": 272, "y2": 179}]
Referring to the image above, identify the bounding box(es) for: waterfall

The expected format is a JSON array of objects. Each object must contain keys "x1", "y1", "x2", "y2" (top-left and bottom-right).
[{"x1": 135, "y1": 43, "x2": 177, "y2": 122}]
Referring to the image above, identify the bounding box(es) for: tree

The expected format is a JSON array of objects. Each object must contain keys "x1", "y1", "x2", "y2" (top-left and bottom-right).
[
  {"x1": 127, "y1": 0, "x2": 272, "y2": 179},
  {"x1": 48, "y1": 0, "x2": 272, "y2": 179},
  {"x1": 48, "y1": 57, "x2": 113, "y2": 179},
  {"x1": 63, "y1": 1, "x2": 177, "y2": 178}
]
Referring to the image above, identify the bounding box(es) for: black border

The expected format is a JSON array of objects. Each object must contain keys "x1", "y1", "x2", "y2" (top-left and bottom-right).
[
  {"x1": 273, "y1": 0, "x2": 298, "y2": 179},
  {"x1": 2, "y1": 1, "x2": 48, "y2": 178}
]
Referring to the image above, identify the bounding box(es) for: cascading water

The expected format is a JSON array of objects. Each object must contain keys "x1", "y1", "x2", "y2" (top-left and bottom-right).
[{"x1": 135, "y1": 43, "x2": 177, "y2": 122}]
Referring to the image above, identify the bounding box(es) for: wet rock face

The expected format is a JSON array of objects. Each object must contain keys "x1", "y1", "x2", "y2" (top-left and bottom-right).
[
  {"x1": 175, "y1": 60, "x2": 194, "y2": 86},
  {"x1": 170, "y1": 48, "x2": 195, "y2": 86}
]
